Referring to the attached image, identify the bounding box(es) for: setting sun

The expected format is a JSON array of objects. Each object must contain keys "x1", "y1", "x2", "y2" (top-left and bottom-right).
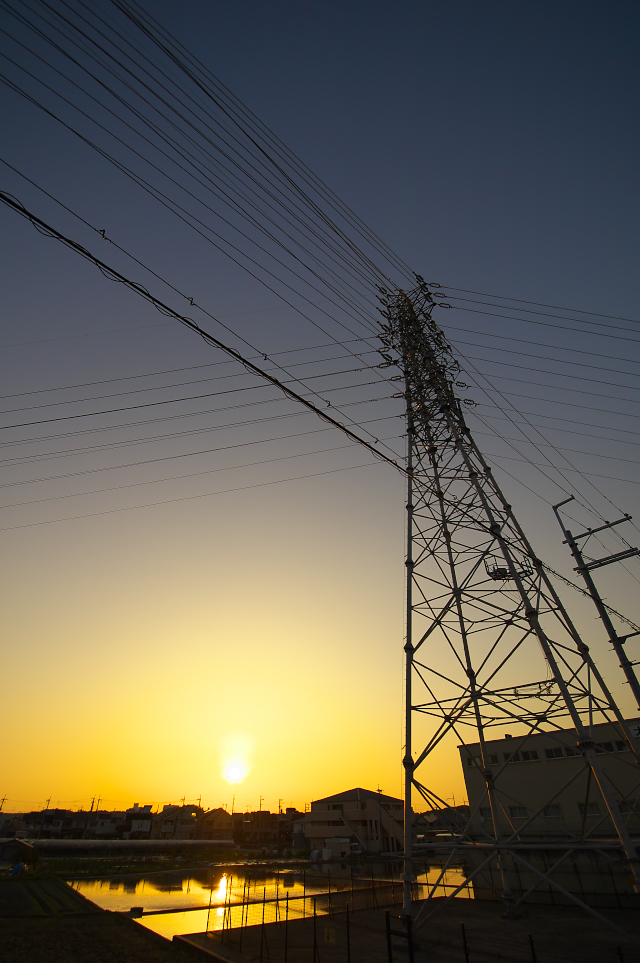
[{"x1": 219, "y1": 733, "x2": 255, "y2": 786}]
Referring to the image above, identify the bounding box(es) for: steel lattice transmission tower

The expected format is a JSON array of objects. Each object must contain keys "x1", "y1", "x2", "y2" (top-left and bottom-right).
[{"x1": 377, "y1": 280, "x2": 640, "y2": 925}]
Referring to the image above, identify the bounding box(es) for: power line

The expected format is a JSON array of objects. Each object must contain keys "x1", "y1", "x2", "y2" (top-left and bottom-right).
[
  {"x1": 0, "y1": 433, "x2": 400, "y2": 510},
  {"x1": 0, "y1": 459, "x2": 385, "y2": 533},
  {"x1": 0, "y1": 416, "x2": 403, "y2": 488},
  {"x1": 441, "y1": 285, "x2": 640, "y2": 327},
  {"x1": 0, "y1": 363, "x2": 381, "y2": 416},
  {"x1": 0, "y1": 394, "x2": 398, "y2": 460},
  {"x1": 446, "y1": 303, "x2": 640, "y2": 347},
  {"x1": 0, "y1": 191, "x2": 407, "y2": 475}
]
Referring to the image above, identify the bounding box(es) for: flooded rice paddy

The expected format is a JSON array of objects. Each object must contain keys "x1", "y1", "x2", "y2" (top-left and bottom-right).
[{"x1": 69, "y1": 861, "x2": 471, "y2": 939}]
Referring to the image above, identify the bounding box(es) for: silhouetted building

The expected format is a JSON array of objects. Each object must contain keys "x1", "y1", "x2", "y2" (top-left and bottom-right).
[
  {"x1": 303, "y1": 788, "x2": 403, "y2": 854},
  {"x1": 94, "y1": 812, "x2": 126, "y2": 838},
  {"x1": 123, "y1": 804, "x2": 153, "y2": 839},
  {"x1": 199, "y1": 807, "x2": 233, "y2": 840},
  {"x1": 232, "y1": 808, "x2": 304, "y2": 851},
  {"x1": 151, "y1": 804, "x2": 204, "y2": 840},
  {"x1": 413, "y1": 805, "x2": 470, "y2": 841}
]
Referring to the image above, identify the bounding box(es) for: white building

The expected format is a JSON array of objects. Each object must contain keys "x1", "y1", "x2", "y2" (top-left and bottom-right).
[{"x1": 460, "y1": 718, "x2": 640, "y2": 838}]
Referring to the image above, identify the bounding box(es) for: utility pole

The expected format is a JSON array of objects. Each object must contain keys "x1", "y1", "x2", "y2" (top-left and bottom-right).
[
  {"x1": 37, "y1": 798, "x2": 51, "y2": 840},
  {"x1": 553, "y1": 497, "x2": 640, "y2": 711}
]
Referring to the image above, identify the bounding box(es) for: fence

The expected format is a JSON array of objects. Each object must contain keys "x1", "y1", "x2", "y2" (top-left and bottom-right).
[{"x1": 199, "y1": 864, "x2": 638, "y2": 962}]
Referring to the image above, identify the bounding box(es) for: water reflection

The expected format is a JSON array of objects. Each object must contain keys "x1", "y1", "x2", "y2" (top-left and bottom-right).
[{"x1": 69, "y1": 860, "x2": 471, "y2": 939}]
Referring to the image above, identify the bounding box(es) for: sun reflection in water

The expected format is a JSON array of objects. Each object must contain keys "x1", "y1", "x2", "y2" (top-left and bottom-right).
[{"x1": 215, "y1": 873, "x2": 227, "y2": 916}]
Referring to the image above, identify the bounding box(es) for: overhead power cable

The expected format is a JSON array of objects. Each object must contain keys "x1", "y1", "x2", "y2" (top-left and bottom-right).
[
  {"x1": 0, "y1": 191, "x2": 407, "y2": 477},
  {"x1": 1, "y1": 433, "x2": 400, "y2": 511},
  {"x1": 0, "y1": 342, "x2": 379, "y2": 401},
  {"x1": 0, "y1": 416, "x2": 403, "y2": 488},
  {"x1": 441, "y1": 285, "x2": 640, "y2": 327},
  {"x1": 446, "y1": 303, "x2": 640, "y2": 347},
  {"x1": 443, "y1": 321, "x2": 640, "y2": 365},
  {"x1": 112, "y1": 0, "x2": 414, "y2": 282},
  {"x1": 0, "y1": 460, "x2": 384, "y2": 533},
  {"x1": 0, "y1": 394, "x2": 398, "y2": 460},
  {"x1": 0, "y1": 364, "x2": 381, "y2": 417}
]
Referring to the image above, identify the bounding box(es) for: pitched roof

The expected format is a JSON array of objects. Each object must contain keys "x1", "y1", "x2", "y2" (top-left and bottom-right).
[
  {"x1": 202, "y1": 807, "x2": 231, "y2": 821},
  {"x1": 313, "y1": 787, "x2": 402, "y2": 805}
]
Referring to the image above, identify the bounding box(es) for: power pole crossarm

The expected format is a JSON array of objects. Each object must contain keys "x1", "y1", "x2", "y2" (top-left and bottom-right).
[{"x1": 553, "y1": 499, "x2": 640, "y2": 712}]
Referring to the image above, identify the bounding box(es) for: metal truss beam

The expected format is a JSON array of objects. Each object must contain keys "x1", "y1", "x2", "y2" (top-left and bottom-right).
[{"x1": 377, "y1": 280, "x2": 640, "y2": 927}]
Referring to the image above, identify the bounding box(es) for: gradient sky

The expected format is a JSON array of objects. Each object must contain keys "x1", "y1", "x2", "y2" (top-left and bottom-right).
[{"x1": 1, "y1": 0, "x2": 639, "y2": 814}]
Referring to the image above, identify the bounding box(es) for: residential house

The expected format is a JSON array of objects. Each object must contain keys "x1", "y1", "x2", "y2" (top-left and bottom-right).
[{"x1": 302, "y1": 788, "x2": 404, "y2": 854}]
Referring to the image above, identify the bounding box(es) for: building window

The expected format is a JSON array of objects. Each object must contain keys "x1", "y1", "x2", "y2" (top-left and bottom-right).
[
  {"x1": 545, "y1": 748, "x2": 563, "y2": 760},
  {"x1": 466, "y1": 756, "x2": 481, "y2": 768},
  {"x1": 489, "y1": 754, "x2": 499, "y2": 765},
  {"x1": 505, "y1": 752, "x2": 521, "y2": 764},
  {"x1": 479, "y1": 808, "x2": 492, "y2": 819},
  {"x1": 618, "y1": 801, "x2": 631, "y2": 814},
  {"x1": 509, "y1": 806, "x2": 527, "y2": 818},
  {"x1": 595, "y1": 742, "x2": 614, "y2": 754},
  {"x1": 616, "y1": 741, "x2": 629, "y2": 752},
  {"x1": 565, "y1": 747, "x2": 580, "y2": 757},
  {"x1": 578, "y1": 803, "x2": 600, "y2": 816},
  {"x1": 544, "y1": 806, "x2": 562, "y2": 818},
  {"x1": 521, "y1": 750, "x2": 539, "y2": 762}
]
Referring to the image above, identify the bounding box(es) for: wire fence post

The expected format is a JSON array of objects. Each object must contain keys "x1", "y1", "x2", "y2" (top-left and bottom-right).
[
  {"x1": 313, "y1": 896, "x2": 317, "y2": 962},
  {"x1": 260, "y1": 886, "x2": 266, "y2": 962},
  {"x1": 220, "y1": 878, "x2": 226, "y2": 945},
  {"x1": 206, "y1": 882, "x2": 213, "y2": 935},
  {"x1": 284, "y1": 891, "x2": 289, "y2": 963},
  {"x1": 346, "y1": 902, "x2": 351, "y2": 963},
  {"x1": 461, "y1": 922, "x2": 470, "y2": 963},
  {"x1": 385, "y1": 910, "x2": 393, "y2": 963}
]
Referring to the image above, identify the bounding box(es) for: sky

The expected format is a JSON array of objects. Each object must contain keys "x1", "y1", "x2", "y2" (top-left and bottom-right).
[{"x1": 0, "y1": 0, "x2": 639, "y2": 814}]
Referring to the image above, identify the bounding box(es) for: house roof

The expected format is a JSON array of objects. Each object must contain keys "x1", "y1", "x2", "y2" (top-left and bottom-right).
[
  {"x1": 202, "y1": 807, "x2": 230, "y2": 821},
  {"x1": 313, "y1": 787, "x2": 402, "y2": 805}
]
